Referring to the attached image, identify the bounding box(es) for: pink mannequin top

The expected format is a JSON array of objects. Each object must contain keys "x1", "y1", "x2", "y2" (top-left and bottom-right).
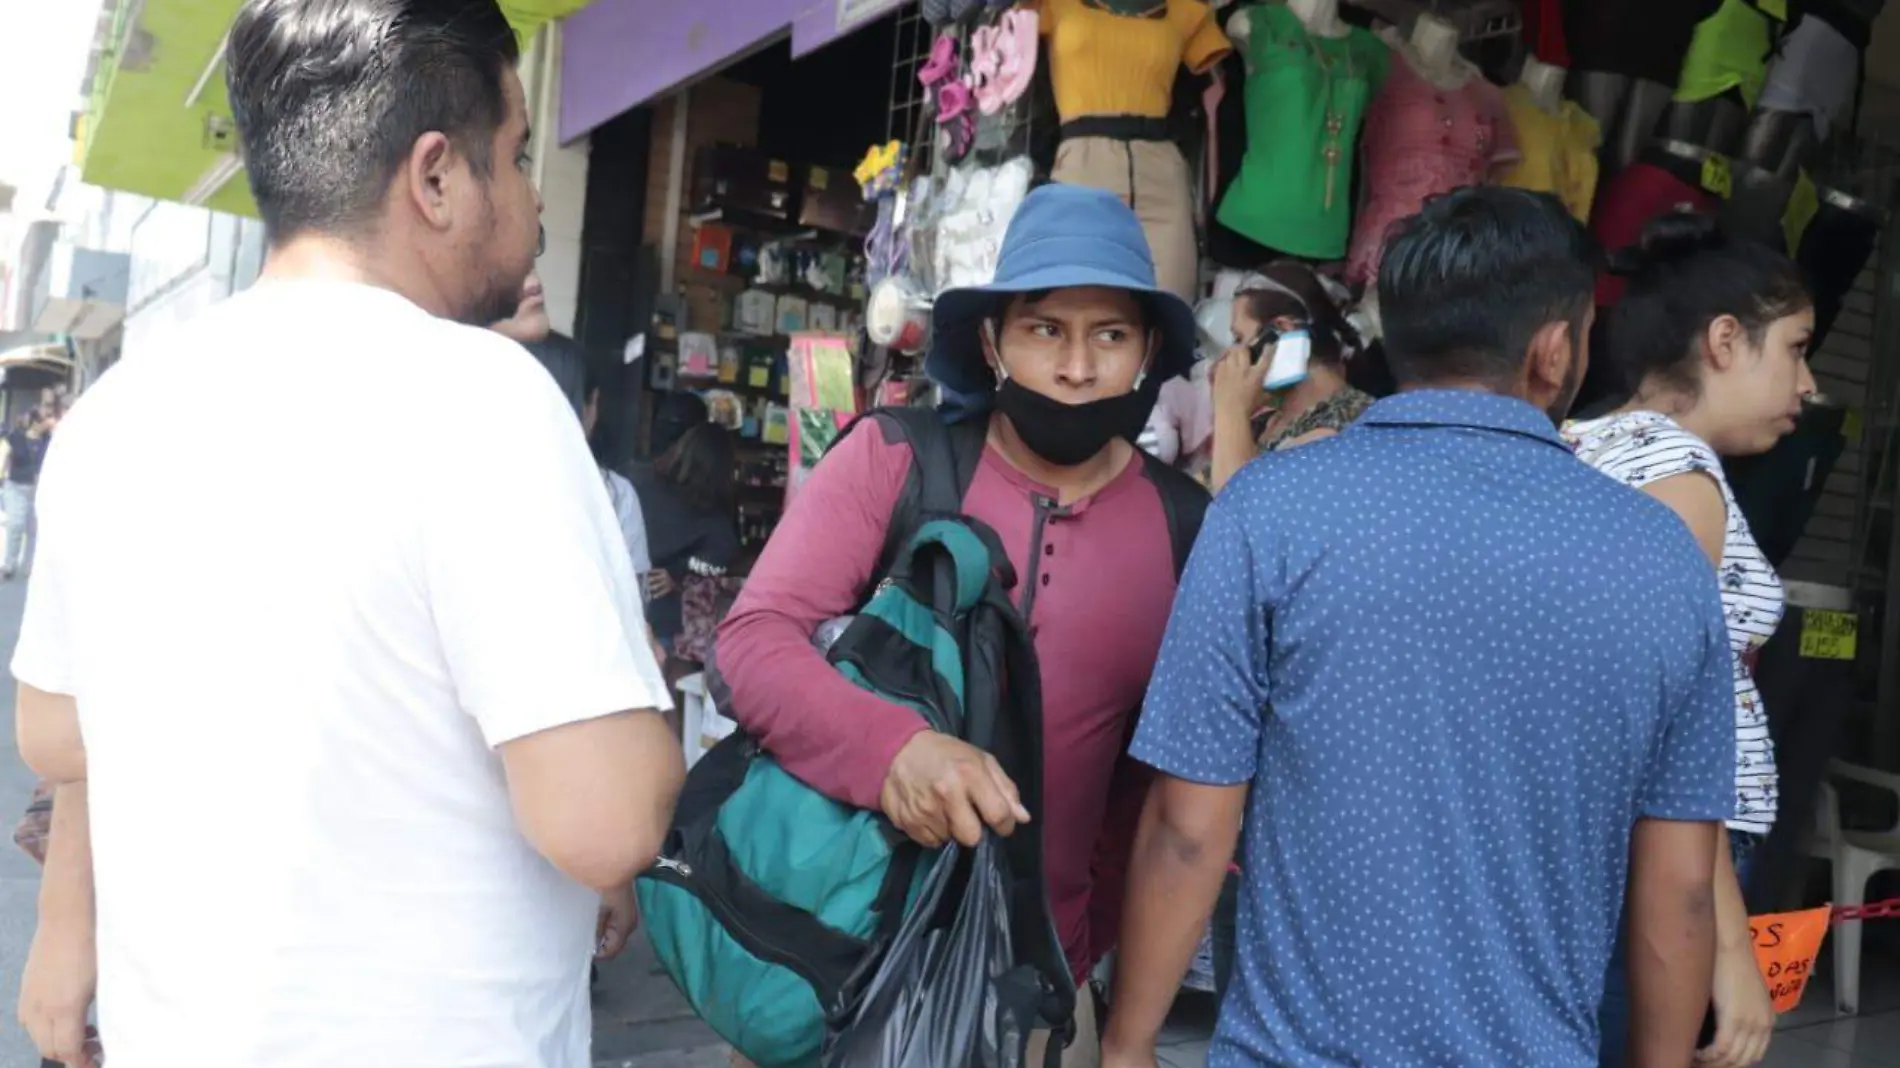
[{"x1": 1345, "y1": 57, "x2": 1519, "y2": 287}]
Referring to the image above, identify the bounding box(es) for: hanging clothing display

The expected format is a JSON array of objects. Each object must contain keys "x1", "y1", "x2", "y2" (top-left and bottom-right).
[
  {"x1": 1053, "y1": 127, "x2": 1201, "y2": 298},
  {"x1": 1797, "y1": 191, "x2": 1883, "y2": 350},
  {"x1": 1039, "y1": 0, "x2": 1232, "y2": 301},
  {"x1": 1497, "y1": 85, "x2": 1603, "y2": 222},
  {"x1": 1214, "y1": 5, "x2": 1388, "y2": 261},
  {"x1": 1518, "y1": 0, "x2": 1570, "y2": 67},
  {"x1": 1589, "y1": 157, "x2": 1721, "y2": 305},
  {"x1": 1563, "y1": 0, "x2": 1719, "y2": 85},
  {"x1": 1674, "y1": 0, "x2": 1781, "y2": 108},
  {"x1": 1038, "y1": 0, "x2": 1231, "y2": 121},
  {"x1": 1726, "y1": 402, "x2": 1849, "y2": 569},
  {"x1": 1345, "y1": 54, "x2": 1517, "y2": 288},
  {"x1": 1757, "y1": 13, "x2": 1862, "y2": 140}
]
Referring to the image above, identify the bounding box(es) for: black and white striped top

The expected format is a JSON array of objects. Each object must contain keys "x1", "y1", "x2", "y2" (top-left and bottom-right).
[{"x1": 1564, "y1": 410, "x2": 1783, "y2": 834}]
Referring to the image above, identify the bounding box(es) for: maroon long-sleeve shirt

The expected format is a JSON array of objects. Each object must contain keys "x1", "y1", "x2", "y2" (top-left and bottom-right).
[{"x1": 716, "y1": 418, "x2": 1181, "y2": 979}]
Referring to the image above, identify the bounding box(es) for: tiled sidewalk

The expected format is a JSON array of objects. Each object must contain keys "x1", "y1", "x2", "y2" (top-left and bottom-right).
[{"x1": 594, "y1": 940, "x2": 1900, "y2": 1068}]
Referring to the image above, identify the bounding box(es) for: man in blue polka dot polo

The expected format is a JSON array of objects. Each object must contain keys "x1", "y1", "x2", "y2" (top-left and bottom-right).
[{"x1": 1101, "y1": 187, "x2": 1736, "y2": 1068}]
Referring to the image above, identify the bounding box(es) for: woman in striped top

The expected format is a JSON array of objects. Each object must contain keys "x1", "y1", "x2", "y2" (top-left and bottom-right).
[{"x1": 1565, "y1": 210, "x2": 1815, "y2": 1068}]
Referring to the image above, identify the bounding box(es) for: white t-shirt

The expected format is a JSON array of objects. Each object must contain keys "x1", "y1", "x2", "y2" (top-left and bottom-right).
[
  {"x1": 1564, "y1": 410, "x2": 1783, "y2": 834},
  {"x1": 13, "y1": 280, "x2": 672, "y2": 1068}
]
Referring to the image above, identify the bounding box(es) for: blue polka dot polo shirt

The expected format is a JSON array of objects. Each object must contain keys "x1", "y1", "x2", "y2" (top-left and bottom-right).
[{"x1": 1132, "y1": 390, "x2": 1736, "y2": 1068}]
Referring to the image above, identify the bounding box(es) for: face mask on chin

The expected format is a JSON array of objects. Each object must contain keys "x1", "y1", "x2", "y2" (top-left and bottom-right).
[{"x1": 993, "y1": 370, "x2": 1163, "y2": 468}]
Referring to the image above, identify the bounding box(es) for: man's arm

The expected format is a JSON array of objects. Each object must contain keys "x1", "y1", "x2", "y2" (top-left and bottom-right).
[
  {"x1": 19, "y1": 782, "x2": 99, "y2": 1068},
  {"x1": 1104, "y1": 501, "x2": 1272, "y2": 1062},
  {"x1": 1638, "y1": 472, "x2": 1773, "y2": 1066},
  {"x1": 1105, "y1": 779, "x2": 1246, "y2": 1059},
  {"x1": 428, "y1": 350, "x2": 682, "y2": 893},
  {"x1": 500, "y1": 714, "x2": 683, "y2": 892},
  {"x1": 17, "y1": 684, "x2": 83, "y2": 784},
  {"x1": 717, "y1": 423, "x2": 1027, "y2": 846},
  {"x1": 715, "y1": 423, "x2": 934, "y2": 809},
  {"x1": 1626, "y1": 818, "x2": 1720, "y2": 1067},
  {"x1": 1625, "y1": 574, "x2": 1737, "y2": 1068}
]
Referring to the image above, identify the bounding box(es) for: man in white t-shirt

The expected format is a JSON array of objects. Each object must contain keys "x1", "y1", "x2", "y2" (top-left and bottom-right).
[{"x1": 11, "y1": 3, "x2": 683, "y2": 1067}]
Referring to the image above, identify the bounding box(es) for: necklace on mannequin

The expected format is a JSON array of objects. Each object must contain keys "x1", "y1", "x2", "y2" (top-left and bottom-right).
[{"x1": 1302, "y1": 34, "x2": 1357, "y2": 210}]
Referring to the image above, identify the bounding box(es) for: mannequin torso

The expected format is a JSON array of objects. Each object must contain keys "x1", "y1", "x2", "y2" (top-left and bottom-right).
[
  {"x1": 1520, "y1": 56, "x2": 1567, "y2": 113},
  {"x1": 1347, "y1": 16, "x2": 1516, "y2": 284},
  {"x1": 1213, "y1": 4, "x2": 1389, "y2": 259},
  {"x1": 1499, "y1": 57, "x2": 1599, "y2": 219},
  {"x1": 1378, "y1": 16, "x2": 1475, "y2": 91},
  {"x1": 1230, "y1": 0, "x2": 1346, "y2": 51}
]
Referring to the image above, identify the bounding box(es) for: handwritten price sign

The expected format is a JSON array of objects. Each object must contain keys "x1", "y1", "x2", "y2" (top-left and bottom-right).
[{"x1": 1750, "y1": 906, "x2": 1831, "y2": 1013}]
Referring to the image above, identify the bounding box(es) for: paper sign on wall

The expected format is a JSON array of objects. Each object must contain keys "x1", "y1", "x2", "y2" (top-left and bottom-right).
[
  {"x1": 1750, "y1": 906, "x2": 1831, "y2": 1013},
  {"x1": 1799, "y1": 610, "x2": 1858, "y2": 661}
]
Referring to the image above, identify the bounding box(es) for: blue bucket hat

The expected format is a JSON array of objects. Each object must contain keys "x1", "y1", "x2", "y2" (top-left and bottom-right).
[{"x1": 926, "y1": 183, "x2": 1199, "y2": 397}]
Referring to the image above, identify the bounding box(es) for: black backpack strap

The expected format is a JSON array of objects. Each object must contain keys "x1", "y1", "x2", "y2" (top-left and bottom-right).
[
  {"x1": 828, "y1": 406, "x2": 988, "y2": 588},
  {"x1": 1137, "y1": 451, "x2": 1211, "y2": 579}
]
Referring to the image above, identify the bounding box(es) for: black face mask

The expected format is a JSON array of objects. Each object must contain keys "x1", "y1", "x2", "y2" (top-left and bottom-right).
[{"x1": 994, "y1": 373, "x2": 1162, "y2": 468}]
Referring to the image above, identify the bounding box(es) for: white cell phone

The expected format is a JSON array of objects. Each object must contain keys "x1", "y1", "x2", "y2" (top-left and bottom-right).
[{"x1": 1263, "y1": 329, "x2": 1312, "y2": 392}]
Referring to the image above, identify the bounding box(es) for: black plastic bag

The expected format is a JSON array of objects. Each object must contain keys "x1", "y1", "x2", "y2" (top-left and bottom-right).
[{"x1": 823, "y1": 834, "x2": 1046, "y2": 1068}]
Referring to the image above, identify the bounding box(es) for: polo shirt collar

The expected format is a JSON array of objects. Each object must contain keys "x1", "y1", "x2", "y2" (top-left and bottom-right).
[{"x1": 1357, "y1": 389, "x2": 1571, "y2": 452}]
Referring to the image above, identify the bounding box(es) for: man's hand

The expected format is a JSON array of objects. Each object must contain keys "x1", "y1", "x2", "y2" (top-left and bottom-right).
[
  {"x1": 597, "y1": 885, "x2": 639, "y2": 960},
  {"x1": 1696, "y1": 945, "x2": 1773, "y2": 1067},
  {"x1": 879, "y1": 732, "x2": 1028, "y2": 848},
  {"x1": 19, "y1": 914, "x2": 98, "y2": 1068}
]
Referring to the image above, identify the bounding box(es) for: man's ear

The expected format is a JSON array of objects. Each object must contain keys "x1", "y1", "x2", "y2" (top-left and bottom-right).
[
  {"x1": 1525, "y1": 319, "x2": 1574, "y2": 400},
  {"x1": 404, "y1": 132, "x2": 458, "y2": 232}
]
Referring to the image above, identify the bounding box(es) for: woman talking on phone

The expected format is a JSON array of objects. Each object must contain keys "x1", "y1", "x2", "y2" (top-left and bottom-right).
[
  {"x1": 1209, "y1": 261, "x2": 1370, "y2": 492},
  {"x1": 1565, "y1": 210, "x2": 1815, "y2": 1068}
]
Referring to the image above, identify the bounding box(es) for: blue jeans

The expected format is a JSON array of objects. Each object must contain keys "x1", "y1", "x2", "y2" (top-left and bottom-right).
[{"x1": 1598, "y1": 830, "x2": 1758, "y2": 1067}]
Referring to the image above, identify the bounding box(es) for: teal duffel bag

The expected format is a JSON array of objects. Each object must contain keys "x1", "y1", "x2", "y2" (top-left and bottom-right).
[{"x1": 637, "y1": 516, "x2": 992, "y2": 1066}]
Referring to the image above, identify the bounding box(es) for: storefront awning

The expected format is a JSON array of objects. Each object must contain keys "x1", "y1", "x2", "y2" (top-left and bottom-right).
[
  {"x1": 560, "y1": 0, "x2": 909, "y2": 142},
  {"x1": 0, "y1": 344, "x2": 77, "y2": 378},
  {"x1": 78, "y1": 1, "x2": 597, "y2": 218}
]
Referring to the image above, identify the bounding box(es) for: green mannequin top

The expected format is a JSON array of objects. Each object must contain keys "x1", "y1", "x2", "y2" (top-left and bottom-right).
[
  {"x1": 1215, "y1": 4, "x2": 1388, "y2": 260},
  {"x1": 1675, "y1": 0, "x2": 1783, "y2": 107}
]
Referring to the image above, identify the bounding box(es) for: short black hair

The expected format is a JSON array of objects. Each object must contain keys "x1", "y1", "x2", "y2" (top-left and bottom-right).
[
  {"x1": 1605, "y1": 210, "x2": 1811, "y2": 399},
  {"x1": 226, "y1": 0, "x2": 521, "y2": 241},
  {"x1": 1378, "y1": 187, "x2": 1598, "y2": 388}
]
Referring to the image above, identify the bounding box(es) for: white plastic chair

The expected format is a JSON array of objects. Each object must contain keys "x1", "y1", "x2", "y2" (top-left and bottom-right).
[{"x1": 1807, "y1": 760, "x2": 1900, "y2": 1014}]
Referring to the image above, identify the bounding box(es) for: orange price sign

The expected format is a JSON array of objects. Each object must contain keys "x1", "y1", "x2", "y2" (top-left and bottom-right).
[{"x1": 1749, "y1": 906, "x2": 1831, "y2": 1013}]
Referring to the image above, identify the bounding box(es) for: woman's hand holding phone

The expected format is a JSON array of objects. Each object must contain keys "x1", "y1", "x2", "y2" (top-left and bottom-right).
[{"x1": 1213, "y1": 338, "x2": 1275, "y2": 425}]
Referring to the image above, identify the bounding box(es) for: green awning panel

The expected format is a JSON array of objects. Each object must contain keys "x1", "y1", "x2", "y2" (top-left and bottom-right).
[{"x1": 79, "y1": 1, "x2": 591, "y2": 218}]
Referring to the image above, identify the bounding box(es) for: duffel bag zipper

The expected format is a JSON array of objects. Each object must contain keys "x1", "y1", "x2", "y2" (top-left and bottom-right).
[{"x1": 644, "y1": 852, "x2": 824, "y2": 979}]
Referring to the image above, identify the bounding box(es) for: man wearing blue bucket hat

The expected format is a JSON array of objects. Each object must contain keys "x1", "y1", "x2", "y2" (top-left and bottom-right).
[
  {"x1": 1105, "y1": 188, "x2": 1732, "y2": 1068},
  {"x1": 719, "y1": 184, "x2": 1210, "y2": 1066}
]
